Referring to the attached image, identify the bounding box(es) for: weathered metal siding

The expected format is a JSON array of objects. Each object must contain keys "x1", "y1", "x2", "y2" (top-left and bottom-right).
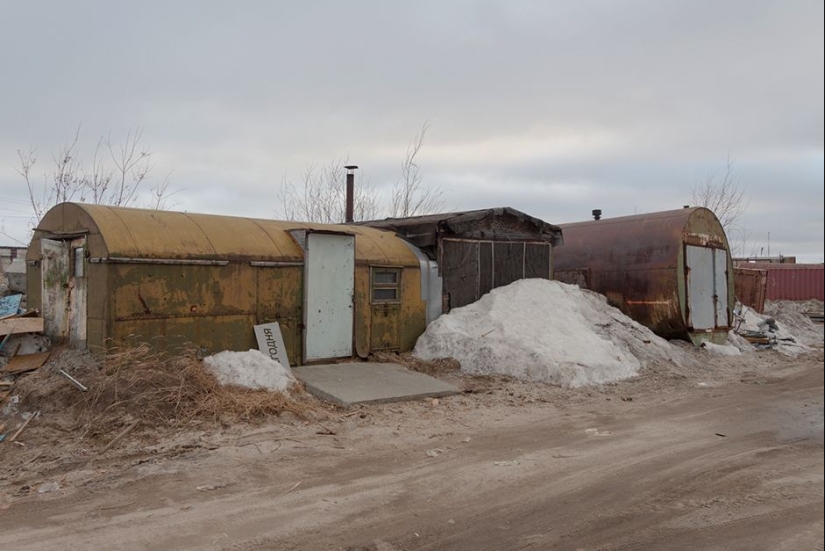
[
  {"x1": 734, "y1": 267, "x2": 768, "y2": 313},
  {"x1": 752, "y1": 264, "x2": 824, "y2": 301},
  {"x1": 554, "y1": 207, "x2": 733, "y2": 343},
  {"x1": 30, "y1": 203, "x2": 428, "y2": 362},
  {"x1": 440, "y1": 238, "x2": 554, "y2": 310}
]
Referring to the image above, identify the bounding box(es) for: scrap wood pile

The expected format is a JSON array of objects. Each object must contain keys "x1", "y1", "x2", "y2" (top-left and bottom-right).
[
  {"x1": 1, "y1": 342, "x2": 318, "y2": 451},
  {"x1": 0, "y1": 293, "x2": 46, "y2": 373},
  {"x1": 1, "y1": 293, "x2": 50, "y2": 440}
]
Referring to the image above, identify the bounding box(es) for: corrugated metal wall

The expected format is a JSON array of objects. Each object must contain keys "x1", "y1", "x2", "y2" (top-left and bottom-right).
[{"x1": 744, "y1": 264, "x2": 825, "y2": 301}]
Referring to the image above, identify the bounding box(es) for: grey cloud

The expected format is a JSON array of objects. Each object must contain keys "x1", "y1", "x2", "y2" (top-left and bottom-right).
[{"x1": 0, "y1": 0, "x2": 821, "y2": 260}]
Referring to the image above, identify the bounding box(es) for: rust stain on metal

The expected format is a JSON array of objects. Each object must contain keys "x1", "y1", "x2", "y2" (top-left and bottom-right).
[
  {"x1": 554, "y1": 207, "x2": 733, "y2": 343},
  {"x1": 30, "y1": 203, "x2": 430, "y2": 363},
  {"x1": 137, "y1": 293, "x2": 151, "y2": 315}
]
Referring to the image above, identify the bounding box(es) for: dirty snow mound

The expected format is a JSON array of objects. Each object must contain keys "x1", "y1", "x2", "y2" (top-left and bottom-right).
[
  {"x1": 701, "y1": 342, "x2": 742, "y2": 357},
  {"x1": 204, "y1": 349, "x2": 295, "y2": 391},
  {"x1": 413, "y1": 279, "x2": 684, "y2": 388},
  {"x1": 735, "y1": 306, "x2": 812, "y2": 356},
  {"x1": 764, "y1": 300, "x2": 824, "y2": 347}
]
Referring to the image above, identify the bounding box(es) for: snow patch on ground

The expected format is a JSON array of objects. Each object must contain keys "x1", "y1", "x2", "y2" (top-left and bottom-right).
[
  {"x1": 413, "y1": 279, "x2": 685, "y2": 388},
  {"x1": 204, "y1": 349, "x2": 296, "y2": 392},
  {"x1": 701, "y1": 341, "x2": 742, "y2": 357}
]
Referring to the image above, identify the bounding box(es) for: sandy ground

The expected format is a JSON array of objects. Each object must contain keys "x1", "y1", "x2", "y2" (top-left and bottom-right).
[{"x1": 0, "y1": 343, "x2": 823, "y2": 550}]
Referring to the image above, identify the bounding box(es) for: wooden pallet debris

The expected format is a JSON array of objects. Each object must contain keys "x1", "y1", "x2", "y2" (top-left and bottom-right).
[
  {"x1": 0, "y1": 317, "x2": 45, "y2": 337},
  {"x1": 2, "y1": 351, "x2": 51, "y2": 375}
]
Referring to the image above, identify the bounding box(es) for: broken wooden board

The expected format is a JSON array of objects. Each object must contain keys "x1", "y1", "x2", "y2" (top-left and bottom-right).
[
  {"x1": 0, "y1": 317, "x2": 44, "y2": 336},
  {"x1": 2, "y1": 351, "x2": 51, "y2": 375}
]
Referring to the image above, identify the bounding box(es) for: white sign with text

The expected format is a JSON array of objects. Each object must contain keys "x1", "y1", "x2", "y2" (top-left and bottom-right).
[{"x1": 254, "y1": 322, "x2": 291, "y2": 368}]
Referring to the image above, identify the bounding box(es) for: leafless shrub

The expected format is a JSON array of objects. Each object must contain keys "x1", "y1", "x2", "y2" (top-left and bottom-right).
[
  {"x1": 691, "y1": 155, "x2": 749, "y2": 239},
  {"x1": 390, "y1": 122, "x2": 445, "y2": 218},
  {"x1": 277, "y1": 157, "x2": 381, "y2": 223},
  {"x1": 16, "y1": 126, "x2": 175, "y2": 229}
]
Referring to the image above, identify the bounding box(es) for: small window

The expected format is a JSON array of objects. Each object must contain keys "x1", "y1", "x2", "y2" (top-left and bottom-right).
[
  {"x1": 372, "y1": 267, "x2": 401, "y2": 303},
  {"x1": 73, "y1": 247, "x2": 84, "y2": 277}
]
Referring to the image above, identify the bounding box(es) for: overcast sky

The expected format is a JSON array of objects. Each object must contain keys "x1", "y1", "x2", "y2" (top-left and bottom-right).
[{"x1": 1, "y1": 0, "x2": 822, "y2": 261}]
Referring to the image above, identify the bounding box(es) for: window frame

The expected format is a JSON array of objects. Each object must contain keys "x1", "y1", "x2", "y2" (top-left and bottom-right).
[{"x1": 370, "y1": 266, "x2": 402, "y2": 304}]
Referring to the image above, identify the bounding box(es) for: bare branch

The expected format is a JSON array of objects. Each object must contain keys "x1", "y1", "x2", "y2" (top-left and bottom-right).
[
  {"x1": 690, "y1": 155, "x2": 749, "y2": 237},
  {"x1": 277, "y1": 157, "x2": 380, "y2": 223},
  {"x1": 146, "y1": 171, "x2": 178, "y2": 210},
  {"x1": 108, "y1": 128, "x2": 153, "y2": 207},
  {"x1": 15, "y1": 126, "x2": 174, "y2": 234},
  {"x1": 391, "y1": 122, "x2": 444, "y2": 218}
]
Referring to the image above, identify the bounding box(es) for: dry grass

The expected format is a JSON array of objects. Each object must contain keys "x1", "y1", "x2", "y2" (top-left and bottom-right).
[
  {"x1": 73, "y1": 343, "x2": 315, "y2": 434},
  {"x1": 369, "y1": 350, "x2": 461, "y2": 377}
]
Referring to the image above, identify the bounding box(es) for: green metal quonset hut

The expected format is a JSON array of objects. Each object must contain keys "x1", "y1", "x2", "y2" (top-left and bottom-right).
[
  {"x1": 553, "y1": 207, "x2": 734, "y2": 345},
  {"x1": 27, "y1": 203, "x2": 434, "y2": 364}
]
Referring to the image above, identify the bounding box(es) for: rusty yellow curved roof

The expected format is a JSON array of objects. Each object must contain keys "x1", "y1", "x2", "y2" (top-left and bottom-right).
[{"x1": 35, "y1": 203, "x2": 420, "y2": 266}]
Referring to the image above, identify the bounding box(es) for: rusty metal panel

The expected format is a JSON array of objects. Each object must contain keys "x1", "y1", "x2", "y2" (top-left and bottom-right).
[
  {"x1": 554, "y1": 207, "x2": 732, "y2": 341},
  {"x1": 111, "y1": 263, "x2": 254, "y2": 320},
  {"x1": 370, "y1": 303, "x2": 400, "y2": 350},
  {"x1": 32, "y1": 202, "x2": 429, "y2": 359},
  {"x1": 38, "y1": 203, "x2": 420, "y2": 267},
  {"x1": 397, "y1": 268, "x2": 427, "y2": 352},
  {"x1": 113, "y1": 314, "x2": 257, "y2": 353},
  {"x1": 734, "y1": 267, "x2": 767, "y2": 313},
  {"x1": 255, "y1": 265, "x2": 302, "y2": 366}
]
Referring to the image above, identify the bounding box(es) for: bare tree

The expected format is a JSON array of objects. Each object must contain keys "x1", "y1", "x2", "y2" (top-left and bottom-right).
[
  {"x1": 390, "y1": 122, "x2": 444, "y2": 218},
  {"x1": 16, "y1": 127, "x2": 172, "y2": 228},
  {"x1": 691, "y1": 155, "x2": 749, "y2": 237},
  {"x1": 276, "y1": 158, "x2": 381, "y2": 223}
]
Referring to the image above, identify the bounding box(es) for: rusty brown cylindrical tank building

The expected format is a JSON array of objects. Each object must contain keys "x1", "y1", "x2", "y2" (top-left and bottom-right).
[{"x1": 553, "y1": 207, "x2": 734, "y2": 345}]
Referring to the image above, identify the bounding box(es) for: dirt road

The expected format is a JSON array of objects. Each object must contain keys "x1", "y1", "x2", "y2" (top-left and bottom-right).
[{"x1": 1, "y1": 353, "x2": 823, "y2": 550}]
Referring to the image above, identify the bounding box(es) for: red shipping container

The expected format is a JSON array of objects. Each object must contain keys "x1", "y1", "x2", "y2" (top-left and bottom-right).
[{"x1": 746, "y1": 264, "x2": 825, "y2": 301}]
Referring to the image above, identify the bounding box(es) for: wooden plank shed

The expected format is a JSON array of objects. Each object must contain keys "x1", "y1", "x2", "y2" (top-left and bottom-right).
[
  {"x1": 26, "y1": 203, "x2": 433, "y2": 364},
  {"x1": 361, "y1": 207, "x2": 564, "y2": 311}
]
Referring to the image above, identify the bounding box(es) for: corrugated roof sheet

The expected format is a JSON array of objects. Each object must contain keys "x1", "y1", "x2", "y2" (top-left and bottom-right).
[{"x1": 35, "y1": 203, "x2": 419, "y2": 266}]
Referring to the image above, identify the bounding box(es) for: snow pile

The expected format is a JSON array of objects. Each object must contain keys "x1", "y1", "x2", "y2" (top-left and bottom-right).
[
  {"x1": 701, "y1": 341, "x2": 742, "y2": 357},
  {"x1": 764, "y1": 300, "x2": 824, "y2": 347},
  {"x1": 735, "y1": 305, "x2": 812, "y2": 356},
  {"x1": 413, "y1": 279, "x2": 685, "y2": 388},
  {"x1": 203, "y1": 349, "x2": 296, "y2": 391}
]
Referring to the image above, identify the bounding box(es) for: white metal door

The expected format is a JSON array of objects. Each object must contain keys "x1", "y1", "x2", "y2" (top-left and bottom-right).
[
  {"x1": 714, "y1": 248, "x2": 729, "y2": 327},
  {"x1": 686, "y1": 245, "x2": 715, "y2": 330},
  {"x1": 304, "y1": 232, "x2": 355, "y2": 361},
  {"x1": 41, "y1": 239, "x2": 70, "y2": 340},
  {"x1": 41, "y1": 237, "x2": 87, "y2": 345}
]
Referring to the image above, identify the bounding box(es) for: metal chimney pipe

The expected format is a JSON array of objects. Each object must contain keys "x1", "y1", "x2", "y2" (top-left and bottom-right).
[
  {"x1": 344, "y1": 165, "x2": 358, "y2": 223},
  {"x1": 592, "y1": 209, "x2": 602, "y2": 221}
]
